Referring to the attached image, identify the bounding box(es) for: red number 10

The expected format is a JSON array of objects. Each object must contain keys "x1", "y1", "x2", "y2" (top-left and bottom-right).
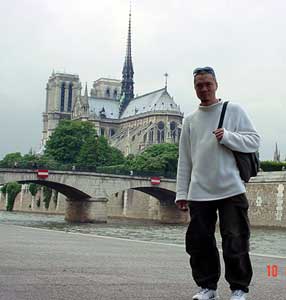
[{"x1": 267, "y1": 264, "x2": 278, "y2": 277}]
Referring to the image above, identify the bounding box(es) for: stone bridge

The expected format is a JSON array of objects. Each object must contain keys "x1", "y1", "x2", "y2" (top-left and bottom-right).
[
  {"x1": 2, "y1": 169, "x2": 285, "y2": 228},
  {"x1": 0, "y1": 168, "x2": 178, "y2": 223}
]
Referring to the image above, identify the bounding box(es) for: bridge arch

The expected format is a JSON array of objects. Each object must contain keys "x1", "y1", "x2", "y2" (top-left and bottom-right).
[
  {"x1": 132, "y1": 186, "x2": 175, "y2": 205},
  {"x1": 16, "y1": 180, "x2": 91, "y2": 201}
]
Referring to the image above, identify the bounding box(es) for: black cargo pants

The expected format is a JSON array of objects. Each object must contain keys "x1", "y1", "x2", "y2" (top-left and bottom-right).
[{"x1": 185, "y1": 193, "x2": 252, "y2": 293}]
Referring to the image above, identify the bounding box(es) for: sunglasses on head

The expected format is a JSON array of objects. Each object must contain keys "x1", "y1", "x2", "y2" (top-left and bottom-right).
[{"x1": 193, "y1": 67, "x2": 216, "y2": 78}]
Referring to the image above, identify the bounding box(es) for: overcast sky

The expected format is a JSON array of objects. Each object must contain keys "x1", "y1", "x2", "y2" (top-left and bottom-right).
[{"x1": 0, "y1": 0, "x2": 285, "y2": 160}]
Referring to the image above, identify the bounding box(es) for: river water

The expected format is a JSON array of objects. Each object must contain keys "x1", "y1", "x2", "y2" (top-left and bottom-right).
[{"x1": 0, "y1": 211, "x2": 285, "y2": 257}]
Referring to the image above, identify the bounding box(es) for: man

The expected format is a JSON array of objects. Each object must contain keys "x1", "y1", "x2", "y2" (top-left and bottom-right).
[{"x1": 175, "y1": 67, "x2": 260, "y2": 300}]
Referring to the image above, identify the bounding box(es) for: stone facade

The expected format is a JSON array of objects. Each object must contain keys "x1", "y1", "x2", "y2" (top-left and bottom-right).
[
  {"x1": 246, "y1": 172, "x2": 286, "y2": 228},
  {"x1": 109, "y1": 111, "x2": 182, "y2": 155},
  {"x1": 90, "y1": 78, "x2": 121, "y2": 99},
  {"x1": 42, "y1": 79, "x2": 183, "y2": 156}
]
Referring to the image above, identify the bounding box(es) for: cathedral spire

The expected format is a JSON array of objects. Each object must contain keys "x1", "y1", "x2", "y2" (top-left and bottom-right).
[
  {"x1": 274, "y1": 142, "x2": 280, "y2": 162},
  {"x1": 84, "y1": 82, "x2": 88, "y2": 97},
  {"x1": 120, "y1": 3, "x2": 134, "y2": 116},
  {"x1": 82, "y1": 82, "x2": 89, "y2": 114},
  {"x1": 164, "y1": 73, "x2": 169, "y2": 90}
]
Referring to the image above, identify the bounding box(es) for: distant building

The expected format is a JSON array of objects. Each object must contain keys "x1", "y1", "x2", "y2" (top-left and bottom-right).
[
  {"x1": 42, "y1": 9, "x2": 183, "y2": 155},
  {"x1": 273, "y1": 142, "x2": 281, "y2": 162}
]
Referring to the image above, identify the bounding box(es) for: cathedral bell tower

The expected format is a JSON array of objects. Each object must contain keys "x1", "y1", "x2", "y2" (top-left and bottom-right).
[
  {"x1": 42, "y1": 72, "x2": 81, "y2": 146},
  {"x1": 119, "y1": 7, "x2": 134, "y2": 116}
]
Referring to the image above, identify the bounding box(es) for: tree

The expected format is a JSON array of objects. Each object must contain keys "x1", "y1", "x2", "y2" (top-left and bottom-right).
[
  {"x1": 76, "y1": 136, "x2": 98, "y2": 168},
  {"x1": 5, "y1": 182, "x2": 21, "y2": 211},
  {"x1": 29, "y1": 183, "x2": 39, "y2": 196},
  {"x1": 95, "y1": 136, "x2": 124, "y2": 166},
  {"x1": 0, "y1": 152, "x2": 22, "y2": 168},
  {"x1": 44, "y1": 120, "x2": 97, "y2": 164},
  {"x1": 21, "y1": 153, "x2": 39, "y2": 168},
  {"x1": 43, "y1": 186, "x2": 52, "y2": 209},
  {"x1": 76, "y1": 135, "x2": 125, "y2": 168},
  {"x1": 127, "y1": 143, "x2": 179, "y2": 174},
  {"x1": 0, "y1": 120, "x2": 125, "y2": 171},
  {"x1": 110, "y1": 146, "x2": 126, "y2": 166}
]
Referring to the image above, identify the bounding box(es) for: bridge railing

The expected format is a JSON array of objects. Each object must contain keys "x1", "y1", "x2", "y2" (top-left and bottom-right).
[{"x1": 0, "y1": 162, "x2": 177, "y2": 179}]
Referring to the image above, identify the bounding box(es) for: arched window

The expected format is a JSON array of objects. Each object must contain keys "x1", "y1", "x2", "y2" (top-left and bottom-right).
[
  {"x1": 60, "y1": 82, "x2": 65, "y2": 112},
  {"x1": 157, "y1": 121, "x2": 165, "y2": 143},
  {"x1": 113, "y1": 89, "x2": 118, "y2": 99},
  {"x1": 67, "y1": 83, "x2": 73, "y2": 112},
  {"x1": 158, "y1": 121, "x2": 164, "y2": 130},
  {"x1": 106, "y1": 88, "x2": 110, "y2": 98},
  {"x1": 143, "y1": 133, "x2": 147, "y2": 143},
  {"x1": 170, "y1": 121, "x2": 176, "y2": 131},
  {"x1": 170, "y1": 121, "x2": 177, "y2": 142},
  {"x1": 149, "y1": 129, "x2": 154, "y2": 144},
  {"x1": 100, "y1": 128, "x2": 105, "y2": 136},
  {"x1": 109, "y1": 128, "x2": 115, "y2": 137}
]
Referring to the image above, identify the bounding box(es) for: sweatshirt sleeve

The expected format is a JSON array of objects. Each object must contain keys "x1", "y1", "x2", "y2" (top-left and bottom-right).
[
  {"x1": 175, "y1": 118, "x2": 192, "y2": 202},
  {"x1": 220, "y1": 105, "x2": 260, "y2": 153}
]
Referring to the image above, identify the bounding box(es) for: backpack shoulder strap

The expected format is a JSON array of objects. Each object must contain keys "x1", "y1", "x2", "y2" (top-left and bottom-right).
[{"x1": 218, "y1": 101, "x2": 229, "y2": 129}]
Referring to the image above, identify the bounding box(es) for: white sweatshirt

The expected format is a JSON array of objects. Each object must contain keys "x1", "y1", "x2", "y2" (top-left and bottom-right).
[{"x1": 175, "y1": 100, "x2": 260, "y2": 202}]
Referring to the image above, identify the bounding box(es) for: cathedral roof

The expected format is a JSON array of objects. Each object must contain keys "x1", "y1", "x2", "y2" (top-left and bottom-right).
[
  {"x1": 89, "y1": 97, "x2": 120, "y2": 119},
  {"x1": 87, "y1": 88, "x2": 181, "y2": 120},
  {"x1": 120, "y1": 88, "x2": 181, "y2": 119}
]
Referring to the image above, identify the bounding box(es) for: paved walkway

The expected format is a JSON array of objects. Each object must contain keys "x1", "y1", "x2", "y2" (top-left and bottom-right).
[{"x1": 0, "y1": 224, "x2": 285, "y2": 300}]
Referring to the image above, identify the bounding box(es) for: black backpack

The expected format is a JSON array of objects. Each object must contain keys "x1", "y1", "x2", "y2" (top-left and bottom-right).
[{"x1": 218, "y1": 101, "x2": 260, "y2": 182}]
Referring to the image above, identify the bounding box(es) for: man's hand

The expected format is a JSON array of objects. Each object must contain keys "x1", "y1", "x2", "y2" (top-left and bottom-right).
[
  {"x1": 213, "y1": 128, "x2": 224, "y2": 141},
  {"x1": 176, "y1": 200, "x2": 189, "y2": 211}
]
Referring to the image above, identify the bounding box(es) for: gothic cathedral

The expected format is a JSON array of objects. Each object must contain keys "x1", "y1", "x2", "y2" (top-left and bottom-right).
[{"x1": 42, "y1": 10, "x2": 183, "y2": 156}]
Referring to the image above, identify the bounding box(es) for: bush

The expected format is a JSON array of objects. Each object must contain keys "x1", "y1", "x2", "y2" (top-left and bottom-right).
[
  {"x1": 5, "y1": 182, "x2": 21, "y2": 211},
  {"x1": 260, "y1": 161, "x2": 286, "y2": 172},
  {"x1": 29, "y1": 183, "x2": 39, "y2": 196},
  {"x1": 43, "y1": 187, "x2": 52, "y2": 209}
]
